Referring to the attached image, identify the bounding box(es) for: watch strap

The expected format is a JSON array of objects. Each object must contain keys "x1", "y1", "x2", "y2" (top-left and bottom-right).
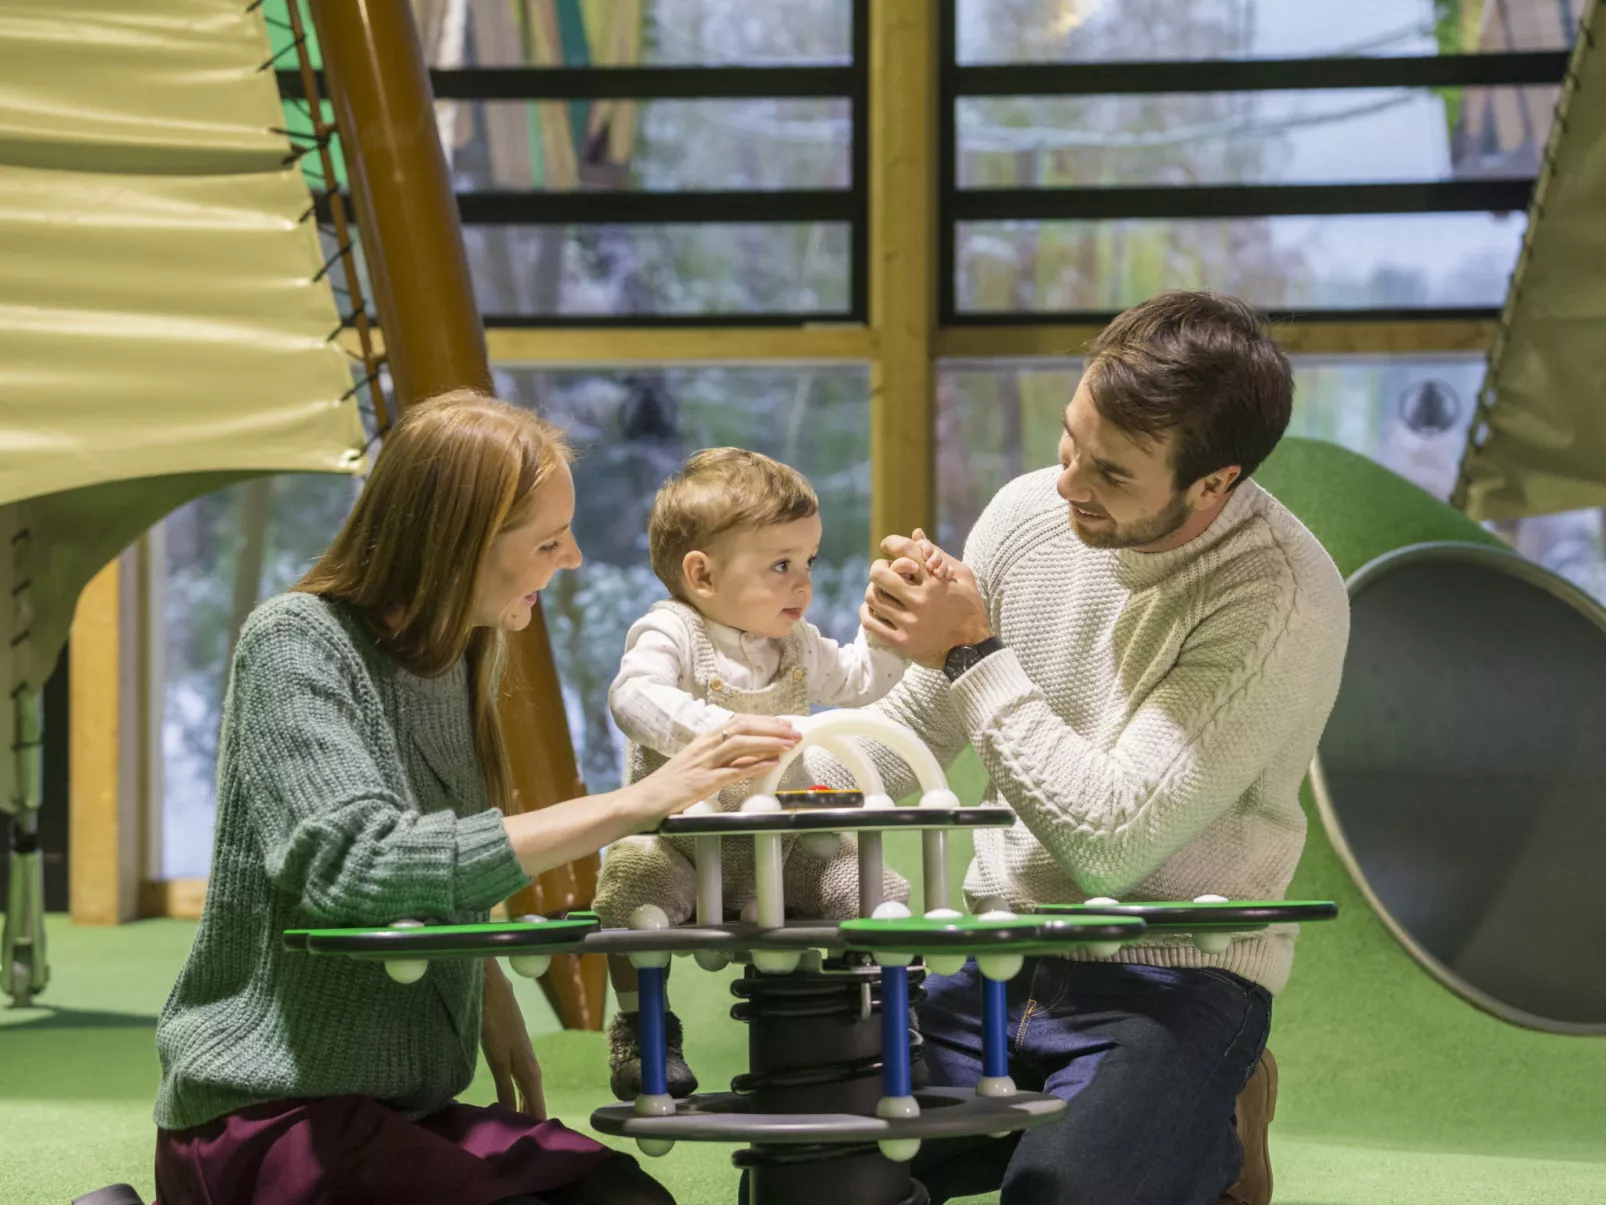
[{"x1": 942, "y1": 635, "x2": 1004, "y2": 683}]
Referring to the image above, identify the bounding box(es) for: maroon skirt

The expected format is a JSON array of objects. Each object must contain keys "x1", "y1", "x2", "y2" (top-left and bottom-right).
[{"x1": 154, "y1": 1095, "x2": 630, "y2": 1205}]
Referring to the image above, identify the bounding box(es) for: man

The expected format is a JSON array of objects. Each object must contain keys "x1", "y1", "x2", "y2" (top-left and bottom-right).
[{"x1": 852, "y1": 291, "x2": 1350, "y2": 1205}]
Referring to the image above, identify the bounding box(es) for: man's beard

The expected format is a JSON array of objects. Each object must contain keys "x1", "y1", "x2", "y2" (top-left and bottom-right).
[{"x1": 1069, "y1": 490, "x2": 1192, "y2": 550}]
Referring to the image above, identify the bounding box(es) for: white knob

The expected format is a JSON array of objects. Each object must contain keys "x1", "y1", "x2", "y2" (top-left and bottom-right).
[
  {"x1": 977, "y1": 952, "x2": 1024, "y2": 982},
  {"x1": 922, "y1": 909, "x2": 966, "y2": 975},
  {"x1": 628, "y1": 904, "x2": 672, "y2": 970},
  {"x1": 630, "y1": 905, "x2": 671, "y2": 930},
  {"x1": 693, "y1": 949, "x2": 731, "y2": 972},
  {"x1": 752, "y1": 949, "x2": 802, "y2": 974},
  {"x1": 871, "y1": 900, "x2": 914, "y2": 967},
  {"x1": 633, "y1": 1092, "x2": 676, "y2": 1158},
  {"x1": 385, "y1": 919, "x2": 428, "y2": 984},
  {"x1": 876, "y1": 1095, "x2": 922, "y2": 1163}
]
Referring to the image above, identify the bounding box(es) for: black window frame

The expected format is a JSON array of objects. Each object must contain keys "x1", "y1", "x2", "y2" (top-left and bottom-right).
[
  {"x1": 937, "y1": 0, "x2": 1574, "y2": 328},
  {"x1": 278, "y1": 0, "x2": 870, "y2": 329}
]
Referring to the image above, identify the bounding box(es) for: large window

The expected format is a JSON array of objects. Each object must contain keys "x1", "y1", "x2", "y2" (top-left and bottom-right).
[
  {"x1": 161, "y1": 474, "x2": 363, "y2": 878},
  {"x1": 954, "y1": 0, "x2": 1580, "y2": 62},
  {"x1": 940, "y1": 0, "x2": 1575, "y2": 324},
  {"x1": 279, "y1": 0, "x2": 868, "y2": 325}
]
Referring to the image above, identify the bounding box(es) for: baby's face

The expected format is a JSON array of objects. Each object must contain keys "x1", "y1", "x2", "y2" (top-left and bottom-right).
[{"x1": 687, "y1": 515, "x2": 822, "y2": 639}]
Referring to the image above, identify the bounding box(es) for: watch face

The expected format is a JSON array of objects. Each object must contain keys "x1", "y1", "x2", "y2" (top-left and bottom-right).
[{"x1": 944, "y1": 646, "x2": 980, "y2": 679}]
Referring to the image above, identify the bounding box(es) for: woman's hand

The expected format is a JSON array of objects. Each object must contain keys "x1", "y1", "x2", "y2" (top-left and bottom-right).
[
  {"x1": 501, "y1": 719, "x2": 800, "y2": 877},
  {"x1": 481, "y1": 958, "x2": 546, "y2": 1120},
  {"x1": 629, "y1": 717, "x2": 801, "y2": 827}
]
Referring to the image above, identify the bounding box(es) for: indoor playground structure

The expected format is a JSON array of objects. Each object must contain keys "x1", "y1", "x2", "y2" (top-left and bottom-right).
[
  {"x1": 5, "y1": 2, "x2": 1606, "y2": 1205},
  {"x1": 278, "y1": 709, "x2": 1338, "y2": 1205}
]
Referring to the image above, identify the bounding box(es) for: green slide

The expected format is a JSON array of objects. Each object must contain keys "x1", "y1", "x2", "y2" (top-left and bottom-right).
[{"x1": 1235, "y1": 438, "x2": 1606, "y2": 1205}]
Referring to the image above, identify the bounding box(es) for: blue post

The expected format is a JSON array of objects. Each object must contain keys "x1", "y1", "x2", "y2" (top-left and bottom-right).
[
  {"x1": 982, "y1": 975, "x2": 1008, "y2": 1081},
  {"x1": 638, "y1": 964, "x2": 668, "y2": 1098},
  {"x1": 881, "y1": 965, "x2": 911, "y2": 1099}
]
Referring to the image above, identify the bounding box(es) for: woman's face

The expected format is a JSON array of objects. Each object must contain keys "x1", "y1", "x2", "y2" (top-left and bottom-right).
[{"x1": 472, "y1": 462, "x2": 582, "y2": 630}]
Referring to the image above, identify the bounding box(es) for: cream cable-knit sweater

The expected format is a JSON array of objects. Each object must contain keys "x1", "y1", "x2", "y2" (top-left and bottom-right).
[{"x1": 815, "y1": 468, "x2": 1349, "y2": 994}]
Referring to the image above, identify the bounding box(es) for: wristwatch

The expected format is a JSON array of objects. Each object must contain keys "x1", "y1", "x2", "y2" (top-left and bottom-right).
[{"x1": 942, "y1": 635, "x2": 1003, "y2": 683}]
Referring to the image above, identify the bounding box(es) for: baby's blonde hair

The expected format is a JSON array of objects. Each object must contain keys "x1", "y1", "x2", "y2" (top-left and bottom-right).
[{"x1": 648, "y1": 448, "x2": 818, "y2": 600}]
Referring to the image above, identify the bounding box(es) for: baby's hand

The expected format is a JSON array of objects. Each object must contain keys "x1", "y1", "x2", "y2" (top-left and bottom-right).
[{"x1": 910, "y1": 528, "x2": 959, "y2": 582}]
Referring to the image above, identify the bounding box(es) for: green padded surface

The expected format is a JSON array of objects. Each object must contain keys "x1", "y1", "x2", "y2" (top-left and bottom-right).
[
  {"x1": 1254, "y1": 437, "x2": 1506, "y2": 579},
  {"x1": 1033, "y1": 900, "x2": 1338, "y2": 930},
  {"x1": 287, "y1": 917, "x2": 600, "y2": 957}
]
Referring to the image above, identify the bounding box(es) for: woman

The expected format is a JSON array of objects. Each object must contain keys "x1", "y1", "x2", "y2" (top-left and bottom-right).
[{"x1": 152, "y1": 390, "x2": 798, "y2": 1205}]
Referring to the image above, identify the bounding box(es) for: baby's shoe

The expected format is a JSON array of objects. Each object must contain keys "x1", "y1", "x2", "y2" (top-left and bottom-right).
[{"x1": 608, "y1": 1009, "x2": 699, "y2": 1101}]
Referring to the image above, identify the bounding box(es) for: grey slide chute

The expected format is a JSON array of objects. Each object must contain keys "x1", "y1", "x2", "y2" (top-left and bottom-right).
[{"x1": 1313, "y1": 541, "x2": 1606, "y2": 1034}]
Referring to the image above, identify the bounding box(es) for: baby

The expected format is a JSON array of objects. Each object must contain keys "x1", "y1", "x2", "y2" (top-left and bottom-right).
[{"x1": 595, "y1": 447, "x2": 912, "y2": 1099}]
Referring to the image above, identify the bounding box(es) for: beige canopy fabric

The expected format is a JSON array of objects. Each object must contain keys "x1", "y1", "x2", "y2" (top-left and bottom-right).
[
  {"x1": 0, "y1": 1, "x2": 363, "y2": 805},
  {"x1": 1457, "y1": 0, "x2": 1606, "y2": 521}
]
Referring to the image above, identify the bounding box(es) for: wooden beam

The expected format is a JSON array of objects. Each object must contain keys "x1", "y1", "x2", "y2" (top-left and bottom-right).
[
  {"x1": 936, "y1": 319, "x2": 1497, "y2": 360},
  {"x1": 868, "y1": 0, "x2": 939, "y2": 547},
  {"x1": 68, "y1": 552, "x2": 140, "y2": 925},
  {"x1": 343, "y1": 325, "x2": 875, "y2": 365},
  {"x1": 356, "y1": 318, "x2": 1493, "y2": 368},
  {"x1": 139, "y1": 877, "x2": 208, "y2": 920},
  {"x1": 312, "y1": 0, "x2": 605, "y2": 1030},
  {"x1": 1271, "y1": 319, "x2": 1497, "y2": 356}
]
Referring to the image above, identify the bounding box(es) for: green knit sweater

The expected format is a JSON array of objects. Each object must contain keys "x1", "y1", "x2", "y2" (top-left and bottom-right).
[{"x1": 153, "y1": 592, "x2": 531, "y2": 1131}]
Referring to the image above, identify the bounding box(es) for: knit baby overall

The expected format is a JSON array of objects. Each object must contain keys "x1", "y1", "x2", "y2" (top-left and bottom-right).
[{"x1": 593, "y1": 600, "x2": 907, "y2": 928}]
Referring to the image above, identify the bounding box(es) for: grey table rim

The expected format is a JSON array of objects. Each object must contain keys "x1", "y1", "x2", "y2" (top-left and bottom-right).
[
  {"x1": 658, "y1": 806, "x2": 1016, "y2": 835},
  {"x1": 589, "y1": 1087, "x2": 1065, "y2": 1144},
  {"x1": 286, "y1": 916, "x2": 1155, "y2": 958}
]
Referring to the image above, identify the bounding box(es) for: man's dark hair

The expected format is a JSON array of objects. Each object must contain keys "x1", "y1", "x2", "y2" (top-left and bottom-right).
[{"x1": 1084, "y1": 290, "x2": 1292, "y2": 490}]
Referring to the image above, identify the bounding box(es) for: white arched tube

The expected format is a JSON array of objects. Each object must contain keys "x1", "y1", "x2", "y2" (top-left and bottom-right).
[
  {"x1": 809, "y1": 733, "x2": 885, "y2": 799},
  {"x1": 757, "y1": 710, "x2": 946, "y2": 798}
]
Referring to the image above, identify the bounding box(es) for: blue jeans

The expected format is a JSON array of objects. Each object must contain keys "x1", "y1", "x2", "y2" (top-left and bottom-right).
[{"x1": 913, "y1": 959, "x2": 1272, "y2": 1205}]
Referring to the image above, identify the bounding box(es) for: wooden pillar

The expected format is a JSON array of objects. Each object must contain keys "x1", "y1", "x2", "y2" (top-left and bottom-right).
[
  {"x1": 68, "y1": 552, "x2": 141, "y2": 924},
  {"x1": 308, "y1": 0, "x2": 604, "y2": 1029},
  {"x1": 868, "y1": 0, "x2": 940, "y2": 549}
]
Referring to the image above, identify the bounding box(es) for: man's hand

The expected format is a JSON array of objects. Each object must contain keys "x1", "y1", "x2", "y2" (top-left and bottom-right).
[
  {"x1": 862, "y1": 532, "x2": 991, "y2": 669},
  {"x1": 481, "y1": 958, "x2": 546, "y2": 1119}
]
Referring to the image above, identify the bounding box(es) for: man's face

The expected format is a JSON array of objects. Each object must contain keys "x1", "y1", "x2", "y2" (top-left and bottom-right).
[{"x1": 1056, "y1": 377, "x2": 1196, "y2": 551}]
